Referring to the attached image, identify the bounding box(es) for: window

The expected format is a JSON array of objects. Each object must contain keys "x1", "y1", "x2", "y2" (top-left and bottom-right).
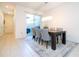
[
  {"x1": 26, "y1": 14, "x2": 41, "y2": 28},
  {"x1": 26, "y1": 14, "x2": 34, "y2": 25}
]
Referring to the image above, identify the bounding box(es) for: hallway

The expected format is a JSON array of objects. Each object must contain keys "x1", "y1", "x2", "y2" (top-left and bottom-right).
[{"x1": 0, "y1": 34, "x2": 39, "y2": 57}]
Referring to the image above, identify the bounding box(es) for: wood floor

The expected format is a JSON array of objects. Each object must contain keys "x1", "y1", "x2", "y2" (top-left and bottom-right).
[{"x1": 0, "y1": 34, "x2": 39, "y2": 57}]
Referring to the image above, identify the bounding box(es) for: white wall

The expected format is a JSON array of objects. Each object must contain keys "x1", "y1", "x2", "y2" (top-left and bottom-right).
[
  {"x1": 14, "y1": 5, "x2": 26, "y2": 38},
  {"x1": 46, "y1": 2, "x2": 79, "y2": 43},
  {"x1": 14, "y1": 5, "x2": 43, "y2": 38}
]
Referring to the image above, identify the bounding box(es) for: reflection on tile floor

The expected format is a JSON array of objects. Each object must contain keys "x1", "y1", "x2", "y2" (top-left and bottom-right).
[
  {"x1": 0, "y1": 34, "x2": 39, "y2": 57},
  {"x1": 0, "y1": 34, "x2": 78, "y2": 57}
]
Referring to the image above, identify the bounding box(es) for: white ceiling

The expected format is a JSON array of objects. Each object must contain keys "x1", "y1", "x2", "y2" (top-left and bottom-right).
[
  {"x1": 0, "y1": 2, "x2": 15, "y2": 14},
  {"x1": 0, "y1": 2, "x2": 63, "y2": 15},
  {"x1": 14, "y1": 2, "x2": 63, "y2": 14}
]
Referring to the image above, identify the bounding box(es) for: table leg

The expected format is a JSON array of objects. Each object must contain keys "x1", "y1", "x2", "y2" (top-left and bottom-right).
[
  {"x1": 62, "y1": 32, "x2": 66, "y2": 44},
  {"x1": 51, "y1": 34, "x2": 56, "y2": 50}
]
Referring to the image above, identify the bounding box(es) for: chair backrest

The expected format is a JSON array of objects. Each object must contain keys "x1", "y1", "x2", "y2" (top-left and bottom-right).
[
  {"x1": 32, "y1": 28, "x2": 36, "y2": 36},
  {"x1": 41, "y1": 29, "x2": 51, "y2": 41},
  {"x1": 34, "y1": 28, "x2": 41, "y2": 38}
]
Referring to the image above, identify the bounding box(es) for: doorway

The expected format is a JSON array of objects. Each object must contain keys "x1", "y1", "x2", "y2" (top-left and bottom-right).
[{"x1": 4, "y1": 13, "x2": 14, "y2": 34}]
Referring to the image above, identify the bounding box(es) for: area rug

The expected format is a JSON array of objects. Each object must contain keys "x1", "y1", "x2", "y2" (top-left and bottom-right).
[{"x1": 25, "y1": 37, "x2": 78, "y2": 57}]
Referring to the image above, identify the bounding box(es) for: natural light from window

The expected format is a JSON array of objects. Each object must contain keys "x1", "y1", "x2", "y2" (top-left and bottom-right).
[{"x1": 42, "y1": 16, "x2": 53, "y2": 22}]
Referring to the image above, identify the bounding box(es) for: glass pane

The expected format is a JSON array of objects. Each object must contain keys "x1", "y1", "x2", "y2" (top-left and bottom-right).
[
  {"x1": 26, "y1": 14, "x2": 34, "y2": 25},
  {"x1": 34, "y1": 15, "x2": 41, "y2": 27},
  {"x1": 25, "y1": 13, "x2": 41, "y2": 36}
]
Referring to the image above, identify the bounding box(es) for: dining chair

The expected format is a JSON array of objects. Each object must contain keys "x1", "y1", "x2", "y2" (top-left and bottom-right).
[
  {"x1": 32, "y1": 28, "x2": 36, "y2": 40},
  {"x1": 40, "y1": 29, "x2": 51, "y2": 48},
  {"x1": 34, "y1": 28, "x2": 41, "y2": 42}
]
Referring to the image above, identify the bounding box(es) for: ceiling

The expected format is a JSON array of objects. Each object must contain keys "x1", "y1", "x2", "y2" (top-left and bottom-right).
[
  {"x1": 0, "y1": 2, "x2": 15, "y2": 14},
  {"x1": 0, "y1": 2, "x2": 63, "y2": 15},
  {"x1": 14, "y1": 2, "x2": 63, "y2": 15}
]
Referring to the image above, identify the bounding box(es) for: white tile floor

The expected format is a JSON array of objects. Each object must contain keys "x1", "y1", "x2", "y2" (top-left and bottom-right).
[
  {"x1": 66, "y1": 45, "x2": 79, "y2": 57},
  {"x1": 0, "y1": 34, "x2": 39, "y2": 57},
  {"x1": 0, "y1": 34, "x2": 79, "y2": 57}
]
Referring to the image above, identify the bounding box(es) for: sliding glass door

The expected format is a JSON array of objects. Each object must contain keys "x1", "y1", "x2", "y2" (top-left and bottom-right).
[
  {"x1": 26, "y1": 14, "x2": 41, "y2": 36},
  {"x1": 33, "y1": 15, "x2": 41, "y2": 28}
]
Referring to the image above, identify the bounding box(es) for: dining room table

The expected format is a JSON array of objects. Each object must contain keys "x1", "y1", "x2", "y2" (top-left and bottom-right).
[{"x1": 48, "y1": 30, "x2": 66, "y2": 50}]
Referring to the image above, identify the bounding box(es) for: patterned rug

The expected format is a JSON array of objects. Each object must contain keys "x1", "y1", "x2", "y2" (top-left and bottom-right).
[{"x1": 25, "y1": 36, "x2": 78, "y2": 57}]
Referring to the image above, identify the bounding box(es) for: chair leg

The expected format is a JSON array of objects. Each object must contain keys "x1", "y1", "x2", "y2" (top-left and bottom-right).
[
  {"x1": 39, "y1": 39, "x2": 41, "y2": 44},
  {"x1": 38, "y1": 37, "x2": 40, "y2": 44},
  {"x1": 46, "y1": 41, "x2": 48, "y2": 48},
  {"x1": 35, "y1": 37, "x2": 38, "y2": 41},
  {"x1": 33, "y1": 36, "x2": 35, "y2": 40},
  {"x1": 41, "y1": 40, "x2": 43, "y2": 45}
]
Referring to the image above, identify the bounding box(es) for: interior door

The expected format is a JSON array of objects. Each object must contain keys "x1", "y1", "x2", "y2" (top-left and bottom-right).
[{"x1": 4, "y1": 13, "x2": 14, "y2": 34}]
